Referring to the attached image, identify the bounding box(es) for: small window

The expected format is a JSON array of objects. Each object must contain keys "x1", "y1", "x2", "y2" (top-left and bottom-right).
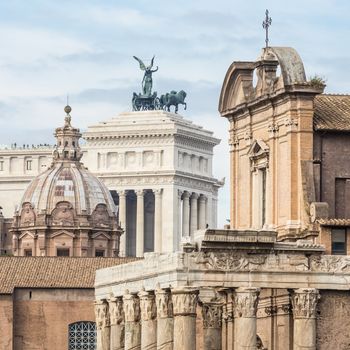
[
  {"x1": 0, "y1": 161, "x2": 3, "y2": 171},
  {"x1": 24, "y1": 249, "x2": 32, "y2": 256},
  {"x1": 26, "y1": 160, "x2": 32, "y2": 171},
  {"x1": 57, "y1": 248, "x2": 70, "y2": 257},
  {"x1": 331, "y1": 229, "x2": 346, "y2": 255},
  {"x1": 95, "y1": 250, "x2": 105, "y2": 257},
  {"x1": 68, "y1": 321, "x2": 96, "y2": 350}
]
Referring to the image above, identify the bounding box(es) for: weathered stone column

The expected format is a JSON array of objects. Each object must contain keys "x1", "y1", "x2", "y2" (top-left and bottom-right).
[
  {"x1": 182, "y1": 191, "x2": 190, "y2": 237},
  {"x1": 136, "y1": 190, "x2": 145, "y2": 257},
  {"x1": 291, "y1": 288, "x2": 320, "y2": 350},
  {"x1": 233, "y1": 287, "x2": 260, "y2": 350},
  {"x1": 155, "y1": 288, "x2": 173, "y2": 350},
  {"x1": 190, "y1": 193, "x2": 199, "y2": 235},
  {"x1": 139, "y1": 290, "x2": 157, "y2": 350},
  {"x1": 123, "y1": 292, "x2": 141, "y2": 350},
  {"x1": 198, "y1": 194, "x2": 206, "y2": 229},
  {"x1": 153, "y1": 189, "x2": 163, "y2": 253},
  {"x1": 118, "y1": 190, "x2": 127, "y2": 257},
  {"x1": 172, "y1": 287, "x2": 199, "y2": 350},
  {"x1": 95, "y1": 300, "x2": 110, "y2": 350},
  {"x1": 202, "y1": 302, "x2": 223, "y2": 350},
  {"x1": 108, "y1": 296, "x2": 124, "y2": 350}
]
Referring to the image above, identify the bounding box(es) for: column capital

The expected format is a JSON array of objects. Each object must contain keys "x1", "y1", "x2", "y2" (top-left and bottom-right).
[
  {"x1": 202, "y1": 303, "x2": 223, "y2": 329},
  {"x1": 138, "y1": 290, "x2": 156, "y2": 321},
  {"x1": 182, "y1": 191, "x2": 191, "y2": 199},
  {"x1": 117, "y1": 189, "x2": 127, "y2": 197},
  {"x1": 153, "y1": 188, "x2": 163, "y2": 195},
  {"x1": 198, "y1": 194, "x2": 206, "y2": 202},
  {"x1": 191, "y1": 192, "x2": 199, "y2": 200},
  {"x1": 177, "y1": 189, "x2": 183, "y2": 197},
  {"x1": 108, "y1": 296, "x2": 124, "y2": 326},
  {"x1": 233, "y1": 287, "x2": 260, "y2": 318},
  {"x1": 136, "y1": 189, "x2": 145, "y2": 197},
  {"x1": 94, "y1": 299, "x2": 110, "y2": 330},
  {"x1": 291, "y1": 288, "x2": 320, "y2": 319},
  {"x1": 172, "y1": 288, "x2": 199, "y2": 316},
  {"x1": 123, "y1": 292, "x2": 140, "y2": 322},
  {"x1": 155, "y1": 288, "x2": 173, "y2": 318}
]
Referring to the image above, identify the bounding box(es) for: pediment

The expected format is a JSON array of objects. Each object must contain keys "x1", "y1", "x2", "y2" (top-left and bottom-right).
[
  {"x1": 19, "y1": 231, "x2": 35, "y2": 240},
  {"x1": 50, "y1": 230, "x2": 75, "y2": 239},
  {"x1": 248, "y1": 139, "x2": 269, "y2": 157},
  {"x1": 91, "y1": 231, "x2": 111, "y2": 240}
]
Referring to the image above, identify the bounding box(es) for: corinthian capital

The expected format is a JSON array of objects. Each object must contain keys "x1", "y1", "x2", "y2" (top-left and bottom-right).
[
  {"x1": 123, "y1": 292, "x2": 140, "y2": 322},
  {"x1": 202, "y1": 303, "x2": 223, "y2": 329},
  {"x1": 291, "y1": 288, "x2": 320, "y2": 319},
  {"x1": 108, "y1": 296, "x2": 124, "y2": 326},
  {"x1": 94, "y1": 300, "x2": 110, "y2": 330},
  {"x1": 155, "y1": 288, "x2": 173, "y2": 318},
  {"x1": 172, "y1": 288, "x2": 199, "y2": 316},
  {"x1": 138, "y1": 290, "x2": 156, "y2": 321},
  {"x1": 233, "y1": 287, "x2": 260, "y2": 318}
]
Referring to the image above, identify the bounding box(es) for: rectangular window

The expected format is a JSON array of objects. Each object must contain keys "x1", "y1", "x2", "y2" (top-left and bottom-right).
[
  {"x1": 331, "y1": 229, "x2": 346, "y2": 255},
  {"x1": 57, "y1": 248, "x2": 70, "y2": 257},
  {"x1": 261, "y1": 168, "x2": 267, "y2": 226},
  {"x1": 95, "y1": 250, "x2": 105, "y2": 257},
  {"x1": 0, "y1": 161, "x2": 3, "y2": 171},
  {"x1": 24, "y1": 249, "x2": 32, "y2": 256},
  {"x1": 26, "y1": 160, "x2": 32, "y2": 171}
]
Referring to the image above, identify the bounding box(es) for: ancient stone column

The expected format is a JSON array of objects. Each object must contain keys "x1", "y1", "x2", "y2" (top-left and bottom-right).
[
  {"x1": 123, "y1": 292, "x2": 141, "y2": 350},
  {"x1": 153, "y1": 189, "x2": 163, "y2": 253},
  {"x1": 155, "y1": 288, "x2": 174, "y2": 350},
  {"x1": 136, "y1": 190, "x2": 145, "y2": 257},
  {"x1": 233, "y1": 287, "x2": 260, "y2": 350},
  {"x1": 139, "y1": 290, "x2": 157, "y2": 350},
  {"x1": 190, "y1": 193, "x2": 199, "y2": 235},
  {"x1": 291, "y1": 288, "x2": 320, "y2": 350},
  {"x1": 172, "y1": 287, "x2": 199, "y2": 350},
  {"x1": 198, "y1": 194, "x2": 206, "y2": 229},
  {"x1": 202, "y1": 302, "x2": 223, "y2": 350},
  {"x1": 95, "y1": 300, "x2": 110, "y2": 350},
  {"x1": 182, "y1": 191, "x2": 190, "y2": 237},
  {"x1": 108, "y1": 296, "x2": 124, "y2": 350},
  {"x1": 118, "y1": 190, "x2": 127, "y2": 257}
]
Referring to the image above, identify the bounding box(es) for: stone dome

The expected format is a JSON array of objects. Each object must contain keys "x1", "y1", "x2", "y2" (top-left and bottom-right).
[{"x1": 11, "y1": 106, "x2": 122, "y2": 257}]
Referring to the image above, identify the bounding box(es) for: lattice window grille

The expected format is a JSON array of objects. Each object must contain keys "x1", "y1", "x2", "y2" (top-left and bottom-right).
[{"x1": 68, "y1": 321, "x2": 96, "y2": 350}]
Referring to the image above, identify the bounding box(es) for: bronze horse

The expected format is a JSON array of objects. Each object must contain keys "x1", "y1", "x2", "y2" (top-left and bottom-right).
[{"x1": 160, "y1": 90, "x2": 187, "y2": 113}]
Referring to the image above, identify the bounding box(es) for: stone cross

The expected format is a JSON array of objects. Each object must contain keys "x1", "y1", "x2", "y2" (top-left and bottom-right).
[{"x1": 262, "y1": 9, "x2": 272, "y2": 48}]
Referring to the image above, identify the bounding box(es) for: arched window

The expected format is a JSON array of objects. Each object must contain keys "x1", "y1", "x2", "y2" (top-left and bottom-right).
[{"x1": 68, "y1": 321, "x2": 96, "y2": 350}]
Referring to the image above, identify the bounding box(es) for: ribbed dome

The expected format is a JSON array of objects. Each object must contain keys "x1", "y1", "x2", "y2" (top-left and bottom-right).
[{"x1": 20, "y1": 162, "x2": 116, "y2": 216}]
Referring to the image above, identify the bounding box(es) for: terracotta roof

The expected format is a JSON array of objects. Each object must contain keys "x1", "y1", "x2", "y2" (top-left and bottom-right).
[
  {"x1": 314, "y1": 94, "x2": 350, "y2": 131},
  {"x1": 0, "y1": 257, "x2": 138, "y2": 294},
  {"x1": 318, "y1": 218, "x2": 350, "y2": 226}
]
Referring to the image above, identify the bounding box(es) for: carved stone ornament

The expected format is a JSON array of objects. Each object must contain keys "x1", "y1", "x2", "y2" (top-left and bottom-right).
[
  {"x1": 94, "y1": 300, "x2": 110, "y2": 330},
  {"x1": 281, "y1": 304, "x2": 292, "y2": 314},
  {"x1": 202, "y1": 303, "x2": 223, "y2": 329},
  {"x1": 138, "y1": 290, "x2": 157, "y2": 321},
  {"x1": 108, "y1": 297, "x2": 124, "y2": 326},
  {"x1": 20, "y1": 202, "x2": 35, "y2": 226},
  {"x1": 51, "y1": 201, "x2": 74, "y2": 226},
  {"x1": 123, "y1": 292, "x2": 140, "y2": 323},
  {"x1": 92, "y1": 204, "x2": 110, "y2": 228},
  {"x1": 172, "y1": 288, "x2": 199, "y2": 316},
  {"x1": 291, "y1": 288, "x2": 320, "y2": 319},
  {"x1": 155, "y1": 289, "x2": 173, "y2": 318},
  {"x1": 233, "y1": 287, "x2": 260, "y2": 318},
  {"x1": 264, "y1": 305, "x2": 278, "y2": 316}
]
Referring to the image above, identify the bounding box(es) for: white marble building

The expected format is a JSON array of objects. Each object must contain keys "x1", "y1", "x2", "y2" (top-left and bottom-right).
[{"x1": 0, "y1": 110, "x2": 222, "y2": 256}]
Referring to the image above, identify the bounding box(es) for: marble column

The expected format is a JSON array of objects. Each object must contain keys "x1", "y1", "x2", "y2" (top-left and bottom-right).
[
  {"x1": 155, "y1": 288, "x2": 173, "y2": 350},
  {"x1": 182, "y1": 191, "x2": 190, "y2": 237},
  {"x1": 118, "y1": 190, "x2": 127, "y2": 257},
  {"x1": 153, "y1": 189, "x2": 163, "y2": 253},
  {"x1": 139, "y1": 290, "x2": 157, "y2": 350},
  {"x1": 136, "y1": 190, "x2": 145, "y2": 257},
  {"x1": 233, "y1": 287, "x2": 260, "y2": 350},
  {"x1": 202, "y1": 302, "x2": 223, "y2": 350},
  {"x1": 172, "y1": 287, "x2": 199, "y2": 350},
  {"x1": 95, "y1": 300, "x2": 110, "y2": 350},
  {"x1": 198, "y1": 194, "x2": 206, "y2": 229},
  {"x1": 108, "y1": 297, "x2": 124, "y2": 350},
  {"x1": 291, "y1": 288, "x2": 320, "y2": 350},
  {"x1": 123, "y1": 292, "x2": 141, "y2": 350},
  {"x1": 190, "y1": 193, "x2": 199, "y2": 235}
]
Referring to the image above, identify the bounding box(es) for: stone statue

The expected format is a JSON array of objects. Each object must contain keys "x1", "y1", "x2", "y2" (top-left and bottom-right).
[{"x1": 133, "y1": 56, "x2": 158, "y2": 96}]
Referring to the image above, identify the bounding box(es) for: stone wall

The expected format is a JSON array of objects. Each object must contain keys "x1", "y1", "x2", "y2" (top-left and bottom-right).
[
  {"x1": 317, "y1": 290, "x2": 350, "y2": 350},
  {"x1": 0, "y1": 295, "x2": 13, "y2": 349},
  {"x1": 12, "y1": 288, "x2": 95, "y2": 350}
]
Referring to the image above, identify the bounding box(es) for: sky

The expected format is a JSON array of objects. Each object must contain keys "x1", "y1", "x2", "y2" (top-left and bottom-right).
[{"x1": 0, "y1": 0, "x2": 349, "y2": 227}]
